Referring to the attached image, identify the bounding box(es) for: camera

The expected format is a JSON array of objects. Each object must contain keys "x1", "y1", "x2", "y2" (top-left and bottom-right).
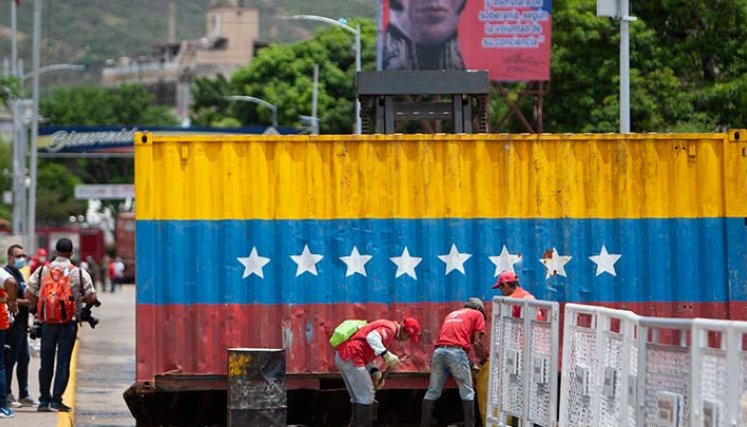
[
  {"x1": 30, "y1": 319, "x2": 41, "y2": 340},
  {"x1": 80, "y1": 299, "x2": 102, "y2": 329}
]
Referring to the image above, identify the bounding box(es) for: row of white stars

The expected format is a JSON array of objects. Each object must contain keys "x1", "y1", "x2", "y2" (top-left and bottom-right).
[{"x1": 237, "y1": 244, "x2": 622, "y2": 280}]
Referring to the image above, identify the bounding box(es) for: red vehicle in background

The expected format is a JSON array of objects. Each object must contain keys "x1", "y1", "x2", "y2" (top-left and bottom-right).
[
  {"x1": 115, "y1": 212, "x2": 136, "y2": 283},
  {"x1": 35, "y1": 226, "x2": 106, "y2": 266}
]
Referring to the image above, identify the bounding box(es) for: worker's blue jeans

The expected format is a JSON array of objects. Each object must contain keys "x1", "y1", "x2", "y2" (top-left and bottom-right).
[
  {"x1": 424, "y1": 346, "x2": 475, "y2": 401},
  {"x1": 335, "y1": 352, "x2": 375, "y2": 405},
  {"x1": 39, "y1": 322, "x2": 77, "y2": 405},
  {"x1": 5, "y1": 320, "x2": 30, "y2": 398}
]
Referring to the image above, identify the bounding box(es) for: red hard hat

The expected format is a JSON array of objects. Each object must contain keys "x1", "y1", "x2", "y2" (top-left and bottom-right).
[
  {"x1": 402, "y1": 317, "x2": 420, "y2": 343},
  {"x1": 493, "y1": 271, "x2": 519, "y2": 289}
]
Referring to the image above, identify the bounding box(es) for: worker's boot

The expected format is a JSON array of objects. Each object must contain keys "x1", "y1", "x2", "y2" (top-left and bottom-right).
[
  {"x1": 421, "y1": 399, "x2": 436, "y2": 427},
  {"x1": 462, "y1": 400, "x2": 475, "y2": 427},
  {"x1": 353, "y1": 403, "x2": 373, "y2": 427}
]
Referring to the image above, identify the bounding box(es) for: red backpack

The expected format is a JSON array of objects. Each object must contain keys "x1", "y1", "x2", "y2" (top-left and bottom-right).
[{"x1": 37, "y1": 265, "x2": 76, "y2": 324}]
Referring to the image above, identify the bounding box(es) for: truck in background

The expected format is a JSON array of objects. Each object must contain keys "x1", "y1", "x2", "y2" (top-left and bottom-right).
[{"x1": 115, "y1": 212, "x2": 136, "y2": 283}]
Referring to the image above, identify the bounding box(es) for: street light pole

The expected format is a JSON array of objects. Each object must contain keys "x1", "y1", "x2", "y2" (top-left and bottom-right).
[
  {"x1": 11, "y1": 0, "x2": 18, "y2": 77},
  {"x1": 225, "y1": 95, "x2": 278, "y2": 128},
  {"x1": 287, "y1": 15, "x2": 362, "y2": 135},
  {"x1": 28, "y1": 0, "x2": 42, "y2": 252},
  {"x1": 22, "y1": 64, "x2": 86, "y2": 84},
  {"x1": 619, "y1": 0, "x2": 631, "y2": 134}
]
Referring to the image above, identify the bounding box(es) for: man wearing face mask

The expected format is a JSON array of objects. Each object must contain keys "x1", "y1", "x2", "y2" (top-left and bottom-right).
[
  {"x1": 4, "y1": 245, "x2": 36, "y2": 408},
  {"x1": 382, "y1": 0, "x2": 466, "y2": 70}
]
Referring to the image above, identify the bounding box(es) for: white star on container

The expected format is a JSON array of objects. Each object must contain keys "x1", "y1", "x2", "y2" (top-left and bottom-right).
[
  {"x1": 290, "y1": 244, "x2": 324, "y2": 277},
  {"x1": 488, "y1": 245, "x2": 522, "y2": 277},
  {"x1": 437, "y1": 244, "x2": 472, "y2": 276},
  {"x1": 589, "y1": 245, "x2": 622, "y2": 277},
  {"x1": 339, "y1": 246, "x2": 373, "y2": 277},
  {"x1": 237, "y1": 247, "x2": 271, "y2": 279},
  {"x1": 390, "y1": 247, "x2": 423, "y2": 280},
  {"x1": 539, "y1": 248, "x2": 572, "y2": 279}
]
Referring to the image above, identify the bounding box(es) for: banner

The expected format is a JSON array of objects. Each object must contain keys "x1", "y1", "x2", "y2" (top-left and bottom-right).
[
  {"x1": 378, "y1": 0, "x2": 552, "y2": 81},
  {"x1": 37, "y1": 125, "x2": 298, "y2": 155}
]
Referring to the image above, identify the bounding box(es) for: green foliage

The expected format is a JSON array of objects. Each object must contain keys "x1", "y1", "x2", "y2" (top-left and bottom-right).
[
  {"x1": 205, "y1": 19, "x2": 377, "y2": 133},
  {"x1": 0, "y1": 76, "x2": 22, "y2": 107},
  {"x1": 0, "y1": 140, "x2": 11, "y2": 222},
  {"x1": 36, "y1": 161, "x2": 86, "y2": 226},
  {"x1": 41, "y1": 84, "x2": 177, "y2": 126}
]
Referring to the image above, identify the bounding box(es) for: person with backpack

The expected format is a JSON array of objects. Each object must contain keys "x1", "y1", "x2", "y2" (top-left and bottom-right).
[
  {"x1": 421, "y1": 298, "x2": 487, "y2": 427},
  {"x1": 334, "y1": 316, "x2": 420, "y2": 427},
  {"x1": 26, "y1": 238, "x2": 96, "y2": 412},
  {"x1": 0, "y1": 261, "x2": 19, "y2": 418}
]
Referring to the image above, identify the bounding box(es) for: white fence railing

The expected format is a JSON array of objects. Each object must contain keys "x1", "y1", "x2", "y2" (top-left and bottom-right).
[
  {"x1": 487, "y1": 300, "x2": 747, "y2": 427},
  {"x1": 486, "y1": 296, "x2": 560, "y2": 427}
]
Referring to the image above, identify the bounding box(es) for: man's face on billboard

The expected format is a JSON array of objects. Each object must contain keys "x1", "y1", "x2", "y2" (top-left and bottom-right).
[{"x1": 399, "y1": 0, "x2": 463, "y2": 45}]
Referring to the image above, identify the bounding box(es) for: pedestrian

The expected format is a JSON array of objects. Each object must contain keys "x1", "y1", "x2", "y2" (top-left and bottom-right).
[
  {"x1": 4, "y1": 245, "x2": 37, "y2": 409},
  {"x1": 421, "y1": 298, "x2": 486, "y2": 427},
  {"x1": 26, "y1": 238, "x2": 97, "y2": 412},
  {"x1": 110, "y1": 257, "x2": 125, "y2": 293},
  {"x1": 0, "y1": 263, "x2": 19, "y2": 418},
  {"x1": 29, "y1": 248, "x2": 48, "y2": 275},
  {"x1": 492, "y1": 271, "x2": 535, "y2": 301},
  {"x1": 335, "y1": 317, "x2": 420, "y2": 427}
]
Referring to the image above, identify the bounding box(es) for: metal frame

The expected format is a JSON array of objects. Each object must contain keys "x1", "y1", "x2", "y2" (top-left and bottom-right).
[
  {"x1": 559, "y1": 304, "x2": 640, "y2": 427},
  {"x1": 357, "y1": 70, "x2": 489, "y2": 134},
  {"x1": 636, "y1": 317, "x2": 694, "y2": 427},
  {"x1": 486, "y1": 296, "x2": 559, "y2": 427}
]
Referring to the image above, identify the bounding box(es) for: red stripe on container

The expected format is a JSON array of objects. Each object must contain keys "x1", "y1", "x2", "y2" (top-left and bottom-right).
[{"x1": 137, "y1": 301, "x2": 747, "y2": 385}]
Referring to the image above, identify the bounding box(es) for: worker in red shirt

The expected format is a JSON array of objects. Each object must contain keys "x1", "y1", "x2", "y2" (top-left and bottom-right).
[
  {"x1": 421, "y1": 298, "x2": 486, "y2": 427},
  {"x1": 493, "y1": 271, "x2": 535, "y2": 300},
  {"x1": 335, "y1": 317, "x2": 420, "y2": 427}
]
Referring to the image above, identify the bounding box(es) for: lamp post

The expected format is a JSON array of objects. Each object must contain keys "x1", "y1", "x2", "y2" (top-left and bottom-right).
[
  {"x1": 22, "y1": 63, "x2": 85, "y2": 85},
  {"x1": 225, "y1": 95, "x2": 278, "y2": 129},
  {"x1": 597, "y1": 0, "x2": 636, "y2": 134},
  {"x1": 287, "y1": 15, "x2": 362, "y2": 135}
]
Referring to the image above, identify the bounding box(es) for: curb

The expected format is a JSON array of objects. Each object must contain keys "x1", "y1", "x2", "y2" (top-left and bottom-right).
[{"x1": 56, "y1": 334, "x2": 79, "y2": 427}]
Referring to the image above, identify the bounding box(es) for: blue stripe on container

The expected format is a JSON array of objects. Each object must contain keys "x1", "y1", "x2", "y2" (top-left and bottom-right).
[{"x1": 135, "y1": 218, "x2": 747, "y2": 305}]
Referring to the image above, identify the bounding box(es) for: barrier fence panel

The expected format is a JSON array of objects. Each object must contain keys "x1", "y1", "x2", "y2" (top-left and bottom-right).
[
  {"x1": 690, "y1": 319, "x2": 747, "y2": 427},
  {"x1": 558, "y1": 304, "x2": 639, "y2": 427},
  {"x1": 637, "y1": 317, "x2": 694, "y2": 427},
  {"x1": 486, "y1": 296, "x2": 559, "y2": 427}
]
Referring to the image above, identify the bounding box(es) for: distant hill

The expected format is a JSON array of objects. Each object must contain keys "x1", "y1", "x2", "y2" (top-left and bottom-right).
[{"x1": 0, "y1": 0, "x2": 376, "y2": 67}]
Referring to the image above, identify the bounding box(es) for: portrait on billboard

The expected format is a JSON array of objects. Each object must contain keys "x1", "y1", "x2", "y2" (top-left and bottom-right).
[
  {"x1": 379, "y1": 0, "x2": 552, "y2": 81},
  {"x1": 381, "y1": 0, "x2": 467, "y2": 70}
]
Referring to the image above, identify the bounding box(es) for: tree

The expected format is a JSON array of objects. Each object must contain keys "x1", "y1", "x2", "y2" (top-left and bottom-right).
[
  {"x1": 226, "y1": 19, "x2": 377, "y2": 134},
  {"x1": 35, "y1": 83, "x2": 177, "y2": 225},
  {"x1": 544, "y1": 0, "x2": 696, "y2": 132}
]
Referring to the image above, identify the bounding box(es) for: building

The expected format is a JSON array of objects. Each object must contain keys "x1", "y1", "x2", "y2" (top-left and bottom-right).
[{"x1": 101, "y1": 0, "x2": 261, "y2": 124}]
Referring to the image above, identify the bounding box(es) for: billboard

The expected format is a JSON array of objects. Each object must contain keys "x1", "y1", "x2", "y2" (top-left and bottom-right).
[{"x1": 378, "y1": 0, "x2": 552, "y2": 81}]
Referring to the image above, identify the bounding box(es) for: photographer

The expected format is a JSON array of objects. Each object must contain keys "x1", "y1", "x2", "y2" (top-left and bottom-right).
[{"x1": 26, "y1": 238, "x2": 97, "y2": 413}]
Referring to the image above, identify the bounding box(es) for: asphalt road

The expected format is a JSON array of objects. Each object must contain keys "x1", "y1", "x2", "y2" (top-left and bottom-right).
[{"x1": 74, "y1": 284, "x2": 136, "y2": 427}]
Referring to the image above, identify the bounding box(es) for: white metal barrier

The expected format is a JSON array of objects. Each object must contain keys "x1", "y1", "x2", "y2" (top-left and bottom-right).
[
  {"x1": 690, "y1": 319, "x2": 747, "y2": 427},
  {"x1": 637, "y1": 317, "x2": 694, "y2": 427},
  {"x1": 486, "y1": 296, "x2": 560, "y2": 427},
  {"x1": 559, "y1": 304, "x2": 639, "y2": 427}
]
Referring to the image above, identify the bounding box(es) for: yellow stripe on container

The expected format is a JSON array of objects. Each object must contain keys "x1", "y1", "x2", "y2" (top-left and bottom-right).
[{"x1": 135, "y1": 132, "x2": 747, "y2": 221}]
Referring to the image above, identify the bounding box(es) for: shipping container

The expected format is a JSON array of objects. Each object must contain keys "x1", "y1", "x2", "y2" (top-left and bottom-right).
[{"x1": 127, "y1": 131, "x2": 747, "y2": 426}]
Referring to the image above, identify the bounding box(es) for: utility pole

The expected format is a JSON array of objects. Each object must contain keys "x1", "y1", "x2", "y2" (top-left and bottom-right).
[
  {"x1": 311, "y1": 64, "x2": 319, "y2": 135},
  {"x1": 168, "y1": 0, "x2": 177, "y2": 44},
  {"x1": 28, "y1": 0, "x2": 42, "y2": 251},
  {"x1": 11, "y1": 0, "x2": 18, "y2": 76}
]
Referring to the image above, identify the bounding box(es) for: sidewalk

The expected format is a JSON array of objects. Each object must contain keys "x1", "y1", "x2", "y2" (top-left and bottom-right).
[{"x1": 2, "y1": 333, "x2": 77, "y2": 427}]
